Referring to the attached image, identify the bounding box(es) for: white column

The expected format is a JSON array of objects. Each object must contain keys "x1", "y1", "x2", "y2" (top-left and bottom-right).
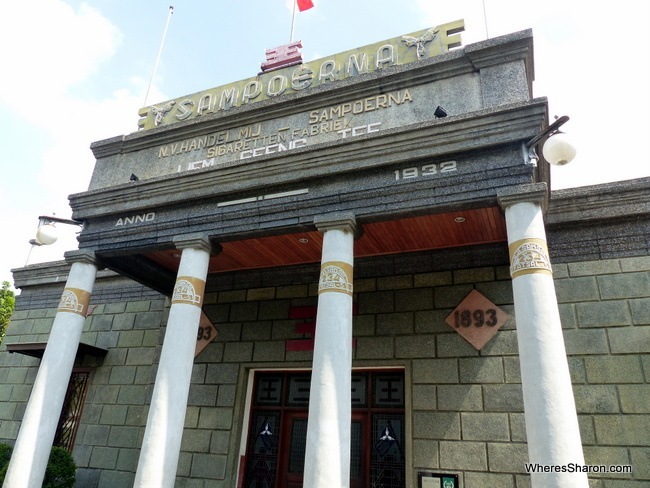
[
  {"x1": 304, "y1": 212, "x2": 357, "y2": 488},
  {"x1": 134, "y1": 236, "x2": 212, "y2": 488},
  {"x1": 498, "y1": 184, "x2": 588, "y2": 488},
  {"x1": 3, "y1": 250, "x2": 98, "y2": 488}
]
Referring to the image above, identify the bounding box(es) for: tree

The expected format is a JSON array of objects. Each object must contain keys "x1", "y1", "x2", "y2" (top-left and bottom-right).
[
  {"x1": 0, "y1": 444, "x2": 77, "y2": 487},
  {"x1": 0, "y1": 281, "x2": 16, "y2": 345}
]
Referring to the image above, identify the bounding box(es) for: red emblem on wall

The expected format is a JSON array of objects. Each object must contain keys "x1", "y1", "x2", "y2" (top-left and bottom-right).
[
  {"x1": 286, "y1": 305, "x2": 358, "y2": 351},
  {"x1": 261, "y1": 41, "x2": 304, "y2": 72}
]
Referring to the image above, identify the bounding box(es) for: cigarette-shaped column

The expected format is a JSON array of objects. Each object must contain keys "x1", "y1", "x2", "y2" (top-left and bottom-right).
[
  {"x1": 498, "y1": 184, "x2": 588, "y2": 488},
  {"x1": 135, "y1": 236, "x2": 212, "y2": 488},
  {"x1": 304, "y1": 212, "x2": 358, "y2": 488},
  {"x1": 4, "y1": 250, "x2": 99, "y2": 488}
]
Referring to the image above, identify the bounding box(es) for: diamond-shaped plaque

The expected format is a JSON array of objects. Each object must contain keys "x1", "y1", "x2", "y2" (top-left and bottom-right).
[
  {"x1": 445, "y1": 289, "x2": 510, "y2": 350},
  {"x1": 195, "y1": 311, "x2": 218, "y2": 357}
]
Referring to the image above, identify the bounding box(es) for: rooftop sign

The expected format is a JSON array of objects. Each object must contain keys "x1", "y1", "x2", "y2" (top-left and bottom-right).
[{"x1": 137, "y1": 20, "x2": 464, "y2": 130}]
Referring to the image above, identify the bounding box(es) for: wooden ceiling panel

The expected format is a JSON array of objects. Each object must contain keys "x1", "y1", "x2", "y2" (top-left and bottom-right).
[
  {"x1": 144, "y1": 207, "x2": 507, "y2": 274},
  {"x1": 213, "y1": 231, "x2": 323, "y2": 272}
]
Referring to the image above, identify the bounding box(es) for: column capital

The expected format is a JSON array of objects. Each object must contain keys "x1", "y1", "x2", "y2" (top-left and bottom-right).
[
  {"x1": 497, "y1": 182, "x2": 549, "y2": 212},
  {"x1": 173, "y1": 235, "x2": 219, "y2": 254},
  {"x1": 314, "y1": 211, "x2": 361, "y2": 238},
  {"x1": 64, "y1": 249, "x2": 103, "y2": 268}
]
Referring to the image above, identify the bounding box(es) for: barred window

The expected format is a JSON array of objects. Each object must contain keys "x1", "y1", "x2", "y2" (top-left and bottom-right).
[{"x1": 53, "y1": 368, "x2": 91, "y2": 452}]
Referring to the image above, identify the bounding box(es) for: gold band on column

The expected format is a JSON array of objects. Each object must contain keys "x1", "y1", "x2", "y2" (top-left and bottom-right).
[
  {"x1": 171, "y1": 276, "x2": 206, "y2": 307},
  {"x1": 318, "y1": 261, "x2": 353, "y2": 295},
  {"x1": 57, "y1": 288, "x2": 91, "y2": 316},
  {"x1": 509, "y1": 238, "x2": 552, "y2": 278}
]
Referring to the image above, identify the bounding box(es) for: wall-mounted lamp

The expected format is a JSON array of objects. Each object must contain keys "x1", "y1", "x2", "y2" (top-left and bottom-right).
[
  {"x1": 29, "y1": 216, "x2": 83, "y2": 247},
  {"x1": 524, "y1": 115, "x2": 577, "y2": 166},
  {"x1": 25, "y1": 216, "x2": 84, "y2": 266}
]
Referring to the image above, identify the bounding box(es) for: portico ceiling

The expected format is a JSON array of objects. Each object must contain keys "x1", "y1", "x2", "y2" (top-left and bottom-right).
[{"x1": 144, "y1": 206, "x2": 507, "y2": 274}]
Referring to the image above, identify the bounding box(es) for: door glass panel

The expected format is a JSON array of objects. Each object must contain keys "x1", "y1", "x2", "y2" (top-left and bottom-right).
[
  {"x1": 287, "y1": 374, "x2": 311, "y2": 406},
  {"x1": 244, "y1": 411, "x2": 280, "y2": 488},
  {"x1": 373, "y1": 373, "x2": 404, "y2": 408},
  {"x1": 351, "y1": 374, "x2": 367, "y2": 407},
  {"x1": 371, "y1": 414, "x2": 405, "y2": 488},
  {"x1": 255, "y1": 374, "x2": 283, "y2": 406},
  {"x1": 350, "y1": 420, "x2": 363, "y2": 479},
  {"x1": 288, "y1": 418, "x2": 308, "y2": 473}
]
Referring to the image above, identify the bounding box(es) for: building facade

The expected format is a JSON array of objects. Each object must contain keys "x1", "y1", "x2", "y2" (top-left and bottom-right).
[{"x1": 1, "y1": 24, "x2": 649, "y2": 488}]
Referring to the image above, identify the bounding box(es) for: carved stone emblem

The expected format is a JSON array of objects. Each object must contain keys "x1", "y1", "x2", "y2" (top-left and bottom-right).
[
  {"x1": 150, "y1": 100, "x2": 176, "y2": 127},
  {"x1": 318, "y1": 261, "x2": 353, "y2": 295},
  {"x1": 172, "y1": 276, "x2": 205, "y2": 306},
  {"x1": 401, "y1": 26, "x2": 438, "y2": 59},
  {"x1": 57, "y1": 288, "x2": 90, "y2": 316},
  {"x1": 509, "y1": 238, "x2": 552, "y2": 278}
]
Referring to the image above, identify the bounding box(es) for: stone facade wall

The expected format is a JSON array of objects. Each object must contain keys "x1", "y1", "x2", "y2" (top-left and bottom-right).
[
  {"x1": 551, "y1": 256, "x2": 649, "y2": 488},
  {"x1": 0, "y1": 291, "x2": 167, "y2": 487},
  {"x1": 0, "y1": 255, "x2": 648, "y2": 487}
]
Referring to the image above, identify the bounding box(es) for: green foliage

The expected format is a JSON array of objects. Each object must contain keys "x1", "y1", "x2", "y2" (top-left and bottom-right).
[
  {"x1": 0, "y1": 281, "x2": 16, "y2": 344},
  {"x1": 0, "y1": 442, "x2": 11, "y2": 466},
  {"x1": 0, "y1": 444, "x2": 76, "y2": 487},
  {"x1": 43, "y1": 446, "x2": 76, "y2": 488},
  {"x1": 0, "y1": 444, "x2": 12, "y2": 484},
  {"x1": 0, "y1": 443, "x2": 11, "y2": 462}
]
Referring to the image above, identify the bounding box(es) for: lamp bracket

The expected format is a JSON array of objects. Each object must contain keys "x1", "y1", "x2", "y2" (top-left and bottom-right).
[
  {"x1": 523, "y1": 115, "x2": 571, "y2": 166},
  {"x1": 38, "y1": 215, "x2": 83, "y2": 227},
  {"x1": 525, "y1": 115, "x2": 570, "y2": 150},
  {"x1": 522, "y1": 142, "x2": 538, "y2": 167}
]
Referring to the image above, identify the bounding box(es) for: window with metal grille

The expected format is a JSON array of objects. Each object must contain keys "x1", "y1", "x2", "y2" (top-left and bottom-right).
[
  {"x1": 243, "y1": 369, "x2": 405, "y2": 488},
  {"x1": 53, "y1": 368, "x2": 91, "y2": 452}
]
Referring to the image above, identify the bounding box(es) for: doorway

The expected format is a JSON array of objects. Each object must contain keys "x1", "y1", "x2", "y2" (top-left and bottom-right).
[{"x1": 242, "y1": 370, "x2": 405, "y2": 488}]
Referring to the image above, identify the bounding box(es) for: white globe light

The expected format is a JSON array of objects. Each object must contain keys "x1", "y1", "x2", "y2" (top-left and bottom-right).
[
  {"x1": 36, "y1": 224, "x2": 59, "y2": 245},
  {"x1": 542, "y1": 133, "x2": 577, "y2": 166}
]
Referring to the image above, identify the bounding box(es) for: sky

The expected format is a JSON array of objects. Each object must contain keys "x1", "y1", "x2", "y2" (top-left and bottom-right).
[{"x1": 1, "y1": 0, "x2": 648, "y2": 289}]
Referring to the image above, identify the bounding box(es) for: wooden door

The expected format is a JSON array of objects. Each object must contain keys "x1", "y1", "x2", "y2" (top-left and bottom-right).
[
  {"x1": 349, "y1": 413, "x2": 366, "y2": 488},
  {"x1": 276, "y1": 411, "x2": 367, "y2": 488},
  {"x1": 242, "y1": 370, "x2": 405, "y2": 488},
  {"x1": 277, "y1": 411, "x2": 308, "y2": 488}
]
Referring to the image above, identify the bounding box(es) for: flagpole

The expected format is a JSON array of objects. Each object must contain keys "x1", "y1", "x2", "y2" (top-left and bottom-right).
[
  {"x1": 290, "y1": 0, "x2": 297, "y2": 43},
  {"x1": 482, "y1": 0, "x2": 489, "y2": 39},
  {"x1": 144, "y1": 5, "x2": 174, "y2": 107}
]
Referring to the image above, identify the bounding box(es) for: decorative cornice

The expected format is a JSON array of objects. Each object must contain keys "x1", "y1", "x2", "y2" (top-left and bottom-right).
[
  {"x1": 314, "y1": 211, "x2": 360, "y2": 238},
  {"x1": 497, "y1": 182, "x2": 549, "y2": 212},
  {"x1": 64, "y1": 249, "x2": 104, "y2": 269},
  {"x1": 71, "y1": 100, "x2": 547, "y2": 221},
  {"x1": 547, "y1": 177, "x2": 650, "y2": 225},
  {"x1": 465, "y1": 29, "x2": 534, "y2": 87},
  {"x1": 89, "y1": 30, "x2": 533, "y2": 159},
  {"x1": 173, "y1": 235, "x2": 217, "y2": 254},
  {"x1": 11, "y1": 261, "x2": 119, "y2": 289},
  {"x1": 90, "y1": 135, "x2": 125, "y2": 159}
]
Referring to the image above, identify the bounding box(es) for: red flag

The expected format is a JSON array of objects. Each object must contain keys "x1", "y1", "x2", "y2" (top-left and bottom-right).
[{"x1": 297, "y1": 0, "x2": 314, "y2": 11}]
